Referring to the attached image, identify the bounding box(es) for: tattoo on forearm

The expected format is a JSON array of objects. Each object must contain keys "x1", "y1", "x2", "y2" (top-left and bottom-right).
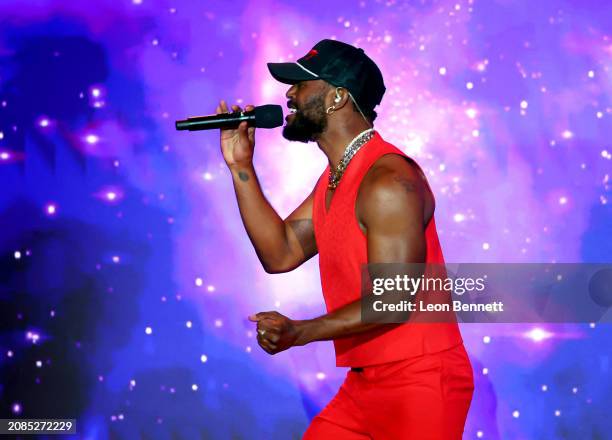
[
  {"x1": 238, "y1": 171, "x2": 250, "y2": 182},
  {"x1": 393, "y1": 176, "x2": 418, "y2": 193},
  {"x1": 288, "y1": 219, "x2": 317, "y2": 258}
]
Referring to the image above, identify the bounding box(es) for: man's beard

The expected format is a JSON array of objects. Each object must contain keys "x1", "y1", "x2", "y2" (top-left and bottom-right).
[{"x1": 282, "y1": 92, "x2": 328, "y2": 143}]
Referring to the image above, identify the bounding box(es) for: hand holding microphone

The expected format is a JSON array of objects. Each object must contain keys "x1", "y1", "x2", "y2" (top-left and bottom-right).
[
  {"x1": 216, "y1": 101, "x2": 257, "y2": 168},
  {"x1": 175, "y1": 101, "x2": 283, "y2": 168}
]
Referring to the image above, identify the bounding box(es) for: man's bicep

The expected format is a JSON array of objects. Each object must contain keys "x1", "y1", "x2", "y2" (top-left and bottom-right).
[{"x1": 363, "y1": 175, "x2": 426, "y2": 264}]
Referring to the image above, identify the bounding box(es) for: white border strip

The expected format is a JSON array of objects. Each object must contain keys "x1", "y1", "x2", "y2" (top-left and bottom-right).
[{"x1": 295, "y1": 61, "x2": 319, "y2": 78}]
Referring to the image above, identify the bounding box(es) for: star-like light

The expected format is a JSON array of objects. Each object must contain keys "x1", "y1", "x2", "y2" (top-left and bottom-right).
[
  {"x1": 524, "y1": 327, "x2": 553, "y2": 342},
  {"x1": 85, "y1": 134, "x2": 99, "y2": 145},
  {"x1": 45, "y1": 203, "x2": 57, "y2": 215}
]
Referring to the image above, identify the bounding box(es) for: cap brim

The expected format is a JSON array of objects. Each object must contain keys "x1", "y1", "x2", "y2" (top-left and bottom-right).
[{"x1": 267, "y1": 62, "x2": 318, "y2": 84}]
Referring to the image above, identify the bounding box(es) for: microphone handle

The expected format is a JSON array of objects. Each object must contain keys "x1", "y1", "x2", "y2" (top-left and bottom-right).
[{"x1": 176, "y1": 112, "x2": 255, "y2": 131}]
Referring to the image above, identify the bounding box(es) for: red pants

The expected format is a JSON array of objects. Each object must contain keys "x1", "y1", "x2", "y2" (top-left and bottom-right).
[{"x1": 303, "y1": 344, "x2": 474, "y2": 440}]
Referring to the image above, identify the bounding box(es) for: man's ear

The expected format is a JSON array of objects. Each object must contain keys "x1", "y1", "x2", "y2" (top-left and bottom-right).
[{"x1": 329, "y1": 86, "x2": 349, "y2": 110}]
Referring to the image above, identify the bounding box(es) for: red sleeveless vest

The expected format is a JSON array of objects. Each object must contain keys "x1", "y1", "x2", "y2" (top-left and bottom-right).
[{"x1": 313, "y1": 131, "x2": 463, "y2": 367}]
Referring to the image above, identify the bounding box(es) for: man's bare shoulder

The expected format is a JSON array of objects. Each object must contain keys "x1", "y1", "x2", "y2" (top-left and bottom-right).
[
  {"x1": 356, "y1": 153, "x2": 434, "y2": 226},
  {"x1": 361, "y1": 154, "x2": 427, "y2": 199}
]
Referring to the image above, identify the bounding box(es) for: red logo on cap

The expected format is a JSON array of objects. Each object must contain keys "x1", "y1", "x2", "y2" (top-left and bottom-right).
[{"x1": 303, "y1": 49, "x2": 318, "y2": 61}]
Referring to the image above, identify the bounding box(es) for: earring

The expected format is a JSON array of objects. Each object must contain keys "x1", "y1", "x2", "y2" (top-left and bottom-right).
[{"x1": 326, "y1": 106, "x2": 336, "y2": 114}]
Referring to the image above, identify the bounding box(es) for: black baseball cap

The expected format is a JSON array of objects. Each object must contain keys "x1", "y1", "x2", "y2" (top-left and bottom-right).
[{"x1": 267, "y1": 39, "x2": 386, "y2": 114}]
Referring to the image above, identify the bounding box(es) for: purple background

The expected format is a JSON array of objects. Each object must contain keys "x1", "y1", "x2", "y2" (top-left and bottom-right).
[{"x1": 1, "y1": 0, "x2": 610, "y2": 438}]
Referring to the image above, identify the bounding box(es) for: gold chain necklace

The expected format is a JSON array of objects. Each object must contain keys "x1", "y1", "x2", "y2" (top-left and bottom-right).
[{"x1": 328, "y1": 129, "x2": 375, "y2": 189}]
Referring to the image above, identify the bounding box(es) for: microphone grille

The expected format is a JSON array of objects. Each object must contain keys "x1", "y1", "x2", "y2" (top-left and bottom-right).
[{"x1": 253, "y1": 105, "x2": 284, "y2": 129}]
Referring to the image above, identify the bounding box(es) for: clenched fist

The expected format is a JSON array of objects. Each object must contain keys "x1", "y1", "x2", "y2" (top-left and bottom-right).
[{"x1": 248, "y1": 311, "x2": 302, "y2": 355}]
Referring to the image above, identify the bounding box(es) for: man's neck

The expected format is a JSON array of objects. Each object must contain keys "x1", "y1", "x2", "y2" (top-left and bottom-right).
[{"x1": 316, "y1": 121, "x2": 372, "y2": 170}]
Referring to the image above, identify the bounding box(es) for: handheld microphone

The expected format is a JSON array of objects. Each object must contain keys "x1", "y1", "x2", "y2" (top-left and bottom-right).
[{"x1": 175, "y1": 104, "x2": 283, "y2": 131}]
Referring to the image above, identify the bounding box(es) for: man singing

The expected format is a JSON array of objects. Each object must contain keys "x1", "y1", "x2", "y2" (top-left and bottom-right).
[{"x1": 216, "y1": 39, "x2": 474, "y2": 439}]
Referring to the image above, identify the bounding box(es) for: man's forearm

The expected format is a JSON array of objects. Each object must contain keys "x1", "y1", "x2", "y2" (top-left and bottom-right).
[
  {"x1": 294, "y1": 298, "x2": 394, "y2": 346},
  {"x1": 293, "y1": 269, "x2": 418, "y2": 346},
  {"x1": 229, "y1": 163, "x2": 290, "y2": 270}
]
